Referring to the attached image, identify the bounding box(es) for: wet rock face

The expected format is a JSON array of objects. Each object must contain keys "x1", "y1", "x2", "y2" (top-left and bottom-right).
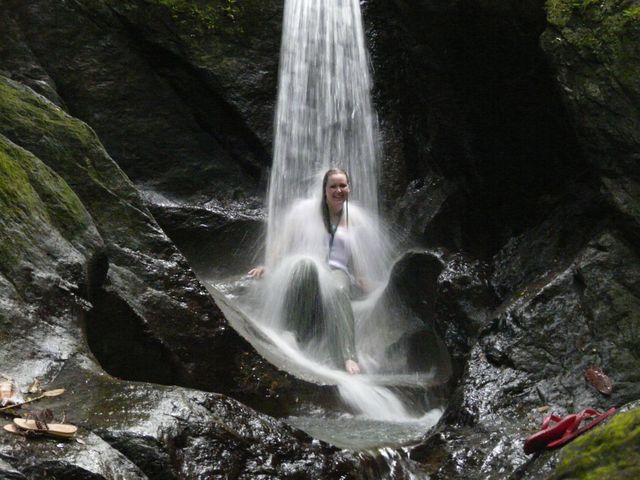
[
  {"x1": 407, "y1": 228, "x2": 640, "y2": 479},
  {"x1": 3, "y1": 0, "x2": 282, "y2": 204},
  {"x1": 37, "y1": 361, "x2": 379, "y2": 480},
  {"x1": 144, "y1": 195, "x2": 265, "y2": 279},
  {"x1": 361, "y1": 1, "x2": 640, "y2": 477},
  {"x1": 541, "y1": 1, "x2": 640, "y2": 178},
  {"x1": 0, "y1": 74, "x2": 238, "y2": 395},
  {"x1": 384, "y1": 250, "x2": 496, "y2": 394},
  {"x1": 0, "y1": 0, "x2": 281, "y2": 298},
  {"x1": 482, "y1": 231, "x2": 640, "y2": 416},
  {"x1": 365, "y1": 0, "x2": 584, "y2": 257},
  {"x1": 0, "y1": 459, "x2": 26, "y2": 480}
]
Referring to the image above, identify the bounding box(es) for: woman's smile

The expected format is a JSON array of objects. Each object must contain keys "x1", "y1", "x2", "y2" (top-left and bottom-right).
[{"x1": 325, "y1": 173, "x2": 350, "y2": 214}]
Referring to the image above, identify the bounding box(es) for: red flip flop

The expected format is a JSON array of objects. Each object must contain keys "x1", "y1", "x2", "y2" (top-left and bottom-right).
[
  {"x1": 546, "y1": 407, "x2": 616, "y2": 450},
  {"x1": 523, "y1": 413, "x2": 579, "y2": 454}
]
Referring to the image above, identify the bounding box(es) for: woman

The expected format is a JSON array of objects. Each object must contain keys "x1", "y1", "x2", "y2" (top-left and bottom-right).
[{"x1": 249, "y1": 168, "x2": 361, "y2": 374}]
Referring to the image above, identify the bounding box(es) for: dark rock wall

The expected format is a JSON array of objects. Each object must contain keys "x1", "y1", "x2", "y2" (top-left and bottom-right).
[
  {"x1": 363, "y1": 0, "x2": 640, "y2": 478},
  {"x1": 2, "y1": 0, "x2": 281, "y2": 202},
  {"x1": 365, "y1": 0, "x2": 587, "y2": 257},
  {"x1": 1, "y1": 0, "x2": 281, "y2": 277}
]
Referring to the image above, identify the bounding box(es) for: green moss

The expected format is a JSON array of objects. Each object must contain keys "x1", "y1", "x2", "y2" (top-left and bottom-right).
[
  {"x1": 623, "y1": 6, "x2": 640, "y2": 18},
  {"x1": 0, "y1": 140, "x2": 46, "y2": 220},
  {"x1": 551, "y1": 407, "x2": 640, "y2": 479},
  {"x1": 0, "y1": 139, "x2": 47, "y2": 269},
  {"x1": 546, "y1": 0, "x2": 640, "y2": 29},
  {"x1": 0, "y1": 131, "x2": 92, "y2": 235},
  {"x1": 152, "y1": 0, "x2": 242, "y2": 35},
  {"x1": 0, "y1": 80, "x2": 93, "y2": 144},
  {"x1": 0, "y1": 76, "x2": 140, "y2": 206},
  {"x1": 545, "y1": 0, "x2": 640, "y2": 90},
  {"x1": 0, "y1": 133, "x2": 94, "y2": 274}
]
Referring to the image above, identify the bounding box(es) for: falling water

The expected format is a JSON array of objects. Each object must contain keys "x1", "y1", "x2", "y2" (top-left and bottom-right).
[
  {"x1": 267, "y1": 0, "x2": 380, "y2": 268},
  {"x1": 214, "y1": 0, "x2": 446, "y2": 450}
]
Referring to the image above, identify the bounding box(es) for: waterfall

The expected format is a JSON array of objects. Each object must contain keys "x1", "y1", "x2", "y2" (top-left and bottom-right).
[
  {"x1": 267, "y1": 0, "x2": 380, "y2": 268},
  {"x1": 221, "y1": 0, "x2": 445, "y2": 433}
]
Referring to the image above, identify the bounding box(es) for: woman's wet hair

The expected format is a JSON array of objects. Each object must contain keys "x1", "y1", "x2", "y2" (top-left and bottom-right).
[{"x1": 321, "y1": 168, "x2": 350, "y2": 234}]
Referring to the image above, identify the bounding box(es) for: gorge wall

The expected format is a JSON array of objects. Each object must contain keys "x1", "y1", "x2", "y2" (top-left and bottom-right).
[{"x1": 0, "y1": 0, "x2": 639, "y2": 478}]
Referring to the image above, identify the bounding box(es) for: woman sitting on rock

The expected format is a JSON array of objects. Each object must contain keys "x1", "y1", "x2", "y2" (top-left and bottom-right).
[{"x1": 249, "y1": 167, "x2": 383, "y2": 375}]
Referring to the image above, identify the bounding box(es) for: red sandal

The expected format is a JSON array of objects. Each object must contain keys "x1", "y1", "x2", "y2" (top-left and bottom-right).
[
  {"x1": 546, "y1": 407, "x2": 616, "y2": 450},
  {"x1": 523, "y1": 413, "x2": 579, "y2": 454}
]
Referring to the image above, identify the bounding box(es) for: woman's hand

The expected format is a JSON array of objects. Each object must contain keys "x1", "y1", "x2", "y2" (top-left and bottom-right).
[
  {"x1": 248, "y1": 266, "x2": 265, "y2": 279},
  {"x1": 345, "y1": 359, "x2": 361, "y2": 375}
]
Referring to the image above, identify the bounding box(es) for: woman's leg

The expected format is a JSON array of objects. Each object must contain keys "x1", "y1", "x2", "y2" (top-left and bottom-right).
[
  {"x1": 283, "y1": 258, "x2": 323, "y2": 346},
  {"x1": 326, "y1": 269, "x2": 357, "y2": 366}
]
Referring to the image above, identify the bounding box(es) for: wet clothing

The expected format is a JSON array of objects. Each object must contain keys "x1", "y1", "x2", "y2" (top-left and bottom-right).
[
  {"x1": 283, "y1": 258, "x2": 356, "y2": 366},
  {"x1": 326, "y1": 225, "x2": 351, "y2": 276}
]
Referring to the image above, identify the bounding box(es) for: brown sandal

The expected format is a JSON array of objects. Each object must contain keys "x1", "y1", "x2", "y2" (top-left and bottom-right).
[{"x1": 12, "y1": 418, "x2": 77, "y2": 439}]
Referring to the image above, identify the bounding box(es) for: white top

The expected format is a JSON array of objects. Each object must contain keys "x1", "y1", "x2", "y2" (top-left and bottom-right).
[{"x1": 327, "y1": 225, "x2": 351, "y2": 274}]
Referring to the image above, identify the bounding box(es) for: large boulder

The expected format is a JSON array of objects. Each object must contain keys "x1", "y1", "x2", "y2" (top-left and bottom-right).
[
  {"x1": 0, "y1": 74, "x2": 242, "y2": 393},
  {"x1": 1, "y1": 358, "x2": 377, "y2": 480},
  {"x1": 1, "y1": 0, "x2": 283, "y2": 274},
  {"x1": 408, "y1": 221, "x2": 640, "y2": 478}
]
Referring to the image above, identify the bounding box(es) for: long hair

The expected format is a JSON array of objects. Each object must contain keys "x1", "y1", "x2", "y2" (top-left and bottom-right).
[{"x1": 321, "y1": 168, "x2": 350, "y2": 234}]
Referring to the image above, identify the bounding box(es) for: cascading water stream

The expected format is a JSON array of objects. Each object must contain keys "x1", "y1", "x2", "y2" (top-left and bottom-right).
[
  {"x1": 211, "y1": 0, "x2": 447, "y2": 450},
  {"x1": 265, "y1": 0, "x2": 415, "y2": 419},
  {"x1": 267, "y1": 0, "x2": 379, "y2": 269}
]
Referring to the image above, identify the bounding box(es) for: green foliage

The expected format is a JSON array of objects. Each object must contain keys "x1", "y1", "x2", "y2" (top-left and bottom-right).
[{"x1": 552, "y1": 407, "x2": 640, "y2": 479}]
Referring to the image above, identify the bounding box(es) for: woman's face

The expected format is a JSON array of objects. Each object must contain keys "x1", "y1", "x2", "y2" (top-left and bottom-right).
[{"x1": 325, "y1": 172, "x2": 350, "y2": 214}]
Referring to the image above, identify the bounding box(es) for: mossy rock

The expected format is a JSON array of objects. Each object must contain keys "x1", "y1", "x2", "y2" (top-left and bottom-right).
[
  {"x1": 547, "y1": 0, "x2": 640, "y2": 85},
  {"x1": 551, "y1": 406, "x2": 640, "y2": 479},
  {"x1": 0, "y1": 74, "x2": 165, "y2": 254},
  {"x1": 542, "y1": 0, "x2": 640, "y2": 178},
  {"x1": 0, "y1": 133, "x2": 98, "y2": 276}
]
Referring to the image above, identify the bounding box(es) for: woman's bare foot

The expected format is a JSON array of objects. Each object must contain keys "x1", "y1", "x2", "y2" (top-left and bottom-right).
[{"x1": 345, "y1": 359, "x2": 361, "y2": 375}]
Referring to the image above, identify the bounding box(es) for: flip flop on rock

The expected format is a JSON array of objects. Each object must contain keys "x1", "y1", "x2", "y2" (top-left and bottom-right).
[
  {"x1": 523, "y1": 413, "x2": 579, "y2": 454},
  {"x1": 12, "y1": 418, "x2": 77, "y2": 439},
  {"x1": 546, "y1": 407, "x2": 616, "y2": 450},
  {"x1": 0, "y1": 388, "x2": 65, "y2": 413},
  {"x1": 3, "y1": 423, "x2": 23, "y2": 435}
]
